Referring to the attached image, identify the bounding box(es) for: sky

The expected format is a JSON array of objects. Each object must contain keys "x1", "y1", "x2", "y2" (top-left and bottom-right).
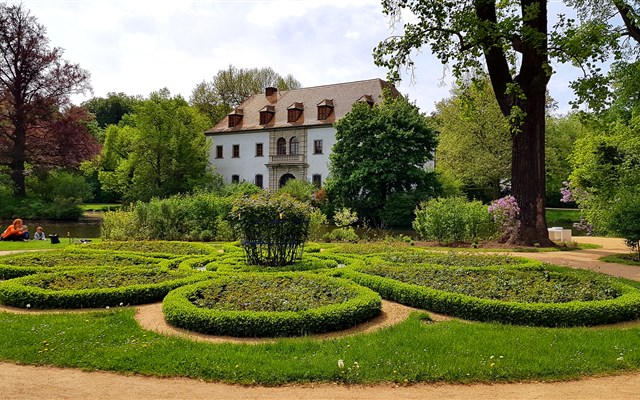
[{"x1": 14, "y1": 0, "x2": 583, "y2": 115}]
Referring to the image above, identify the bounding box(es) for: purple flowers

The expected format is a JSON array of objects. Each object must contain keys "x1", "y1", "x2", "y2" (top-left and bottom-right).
[
  {"x1": 560, "y1": 181, "x2": 573, "y2": 203},
  {"x1": 488, "y1": 195, "x2": 521, "y2": 237}
]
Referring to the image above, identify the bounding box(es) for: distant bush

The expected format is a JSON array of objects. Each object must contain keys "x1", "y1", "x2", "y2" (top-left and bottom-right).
[
  {"x1": 413, "y1": 197, "x2": 497, "y2": 244},
  {"x1": 102, "y1": 192, "x2": 231, "y2": 241},
  {"x1": 608, "y1": 189, "x2": 640, "y2": 261}
]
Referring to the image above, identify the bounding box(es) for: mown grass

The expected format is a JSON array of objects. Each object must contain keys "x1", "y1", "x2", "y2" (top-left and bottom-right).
[
  {"x1": 80, "y1": 203, "x2": 121, "y2": 212},
  {"x1": 0, "y1": 308, "x2": 639, "y2": 384},
  {"x1": 0, "y1": 240, "x2": 78, "y2": 252},
  {"x1": 546, "y1": 208, "x2": 581, "y2": 226},
  {"x1": 600, "y1": 254, "x2": 640, "y2": 266},
  {"x1": 413, "y1": 242, "x2": 599, "y2": 253}
]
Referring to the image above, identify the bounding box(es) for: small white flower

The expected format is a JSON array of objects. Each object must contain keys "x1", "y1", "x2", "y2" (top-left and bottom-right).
[
  {"x1": 119, "y1": 302, "x2": 123, "y2": 306},
  {"x1": 105, "y1": 306, "x2": 110, "y2": 310},
  {"x1": 26, "y1": 304, "x2": 31, "y2": 309},
  {"x1": 338, "y1": 359, "x2": 345, "y2": 369},
  {"x1": 617, "y1": 356, "x2": 624, "y2": 362}
]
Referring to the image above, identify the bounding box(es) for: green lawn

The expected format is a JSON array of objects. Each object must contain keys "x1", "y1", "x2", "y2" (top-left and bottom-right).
[
  {"x1": 546, "y1": 208, "x2": 581, "y2": 226},
  {"x1": 80, "y1": 203, "x2": 121, "y2": 212},
  {"x1": 0, "y1": 308, "x2": 639, "y2": 384},
  {"x1": 600, "y1": 254, "x2": 640, "y2": 266},
  {"x1": 0, "y1": 239, "x2": 101, "y2": 252}
]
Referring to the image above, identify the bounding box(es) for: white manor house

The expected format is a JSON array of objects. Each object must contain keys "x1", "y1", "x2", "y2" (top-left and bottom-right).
[{"x1": 205, "y1": 78, "x2": 401, "y2": 191}]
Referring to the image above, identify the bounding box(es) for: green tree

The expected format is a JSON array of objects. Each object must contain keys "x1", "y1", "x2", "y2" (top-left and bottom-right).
[
  {"x1": 82, "y1": 92, "x2": 142, "y2": 130},
  {"x1": 190, "y1": 65, "x2": 303, "y2": 125},
  {"x1": 373, "y1": 0, "x2": 617, "y2": 245},
  {"x1": 434, "y1": 77, "x2": 511, "y2": 201},
  {"x1": 545, "y1": 114, "x2": 584, "y2": 207},
  {"x1": 328, "y1": 95, "x2": 438, "y2": 226},
  {"x1": 98, "y1": 89, "x2": 214, "y2": 202}
]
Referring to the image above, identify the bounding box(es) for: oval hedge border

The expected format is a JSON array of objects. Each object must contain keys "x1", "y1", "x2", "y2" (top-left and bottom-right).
[
  {"x1": 67, "y1": 240, "x2": 219, "y2": 259},
  {"x1": 163, "y1": 272, "x2": 382, "y2": 337},
  {"x1": 0, "y1": 250, "x2": 170, "y2": 280},
  {"x1": 0, "y1": 266, "x2": 212, "y2": 309},
  {"x1": 339, "y1": 262, "x2": 640, "y2": 327}
]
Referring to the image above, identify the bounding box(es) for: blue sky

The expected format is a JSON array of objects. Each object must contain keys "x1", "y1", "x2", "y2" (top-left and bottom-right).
[{"x1": 16, "y1": 0, "x2": 584, "y2": 115}]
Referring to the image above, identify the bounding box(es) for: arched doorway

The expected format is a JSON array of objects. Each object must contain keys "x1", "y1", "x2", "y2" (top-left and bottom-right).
[{"x1": 279, "y1": 173, "x2": 295, "y2": 188}]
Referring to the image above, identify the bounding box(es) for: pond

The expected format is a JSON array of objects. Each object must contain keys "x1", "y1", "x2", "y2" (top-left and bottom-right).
[{"x1": 1, "y1": 218, "x2": 102, "y2": 239}]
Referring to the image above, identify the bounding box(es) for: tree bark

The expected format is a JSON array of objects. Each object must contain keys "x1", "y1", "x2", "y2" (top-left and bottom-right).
[{"x1": 508, "y1": 88, "x2": 553, "y2": 246}]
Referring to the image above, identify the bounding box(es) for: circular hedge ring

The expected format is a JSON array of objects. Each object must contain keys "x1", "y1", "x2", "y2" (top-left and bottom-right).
[
  {"x1": 163, "y1": 272, "x2": 382, "y2": 337},
  {"x1": 0, "y1": 266, "x2": 211, "y2": 309},
  {"x1": 341, "y1": 260, "x2": 640, "y2": 327}
]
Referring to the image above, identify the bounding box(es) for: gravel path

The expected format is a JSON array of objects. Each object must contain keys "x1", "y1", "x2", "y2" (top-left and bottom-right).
[{"x1": 1, "y1": 236, "x2": 640, "y2": 399}]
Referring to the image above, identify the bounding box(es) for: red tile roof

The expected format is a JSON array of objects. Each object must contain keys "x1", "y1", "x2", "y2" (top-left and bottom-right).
[{"x1": 205, "y1": 78, "x2": 400, "y2": 134}]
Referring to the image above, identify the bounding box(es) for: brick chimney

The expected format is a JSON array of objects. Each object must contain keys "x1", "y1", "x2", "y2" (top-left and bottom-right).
[{"x1": 265, "y1": 87, "x2": 278, "y2": 97}]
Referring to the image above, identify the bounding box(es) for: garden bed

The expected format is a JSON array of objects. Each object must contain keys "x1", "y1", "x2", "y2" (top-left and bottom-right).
[
  {"x1": 69, "y1": 240, "x2": 218, "y2": 259},
  {"x1": 0, "y1": 266, "x2": 210, "y2": 309},
  {"x1": 339, "y1": 260, "x2": 640, "y2": 326},
  {"x1": 163, "y1": 272, "x2": 382, "y2": 337}
]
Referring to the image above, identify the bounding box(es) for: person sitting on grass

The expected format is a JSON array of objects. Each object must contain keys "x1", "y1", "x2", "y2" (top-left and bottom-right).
[
  {"x1": 33, "y1": 226, "x2": 46, "y2": 240},
  {"x1": 1, "y1": 219, "x2": 30, "y2": 241}
]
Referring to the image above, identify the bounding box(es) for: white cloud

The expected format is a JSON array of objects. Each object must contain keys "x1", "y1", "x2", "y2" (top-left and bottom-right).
[{"x1": 13, "y1": 0, "x2": 584, "y2": 114}]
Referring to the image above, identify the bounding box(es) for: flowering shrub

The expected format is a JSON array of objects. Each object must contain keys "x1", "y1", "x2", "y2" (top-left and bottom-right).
[
  {"x1": 229, "y1": 192, "x2": 311, "y2": 266},
  {"x1": 488, "y1": 195, "x2": 520, "y2": 240}
]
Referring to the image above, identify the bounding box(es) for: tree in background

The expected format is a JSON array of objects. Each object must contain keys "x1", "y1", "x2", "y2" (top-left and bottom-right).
[
  {"x1": 190, "y1": 65, "x2": 302, "y2": 125},
  {"x1": 434, "y1": 77, "x2": 511, "y2": 202},
  {"x1": 373, "y1": 0, "x2": 619, "y2": 245},
  {"x1": 82, "y1": 92, "x2": 142, "y2": 135},
  {"x1": 98, "y1": 89, "x2": 215, "y2": 202},
  {"x1": 0, "y1": 2, "x2": 94, "y2": 196},
  {"x1": 328, "y1": 95, "x2": 438, "y2": 226},
  {"x1": 544, "y1": 114, "x2": 584, "y2": 207}
]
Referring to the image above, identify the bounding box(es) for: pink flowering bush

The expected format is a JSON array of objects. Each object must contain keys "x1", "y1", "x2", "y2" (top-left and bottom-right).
[{"x1": 488, "y1": 195, "x2": 520, "y2": 240}]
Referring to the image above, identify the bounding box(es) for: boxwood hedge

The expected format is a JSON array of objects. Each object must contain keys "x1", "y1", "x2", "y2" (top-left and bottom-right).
[
  {"x1": 163, "y1": 272, "x2": 382, "y2": 337},
  {"x1": 0, "y1": 251, "x2": 167, "y2": 279},
  {"x1": 339, "y1": 261, "x2": 640, "y2": 327},
  {"x1": 69, "y1": 240, "x2": 218, "y2": 259},
  {"x1": 0, "y1": 266, "x2": 212, "y2": 309}
]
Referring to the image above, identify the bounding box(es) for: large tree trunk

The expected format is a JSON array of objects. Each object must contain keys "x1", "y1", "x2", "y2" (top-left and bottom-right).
[{"x1": 508, "y1": 87, "x2": 553, "y2": 246}]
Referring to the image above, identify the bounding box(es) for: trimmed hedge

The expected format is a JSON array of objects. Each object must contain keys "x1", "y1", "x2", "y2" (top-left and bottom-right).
[
  {"x1": 367, "y1": 251, "x2": 543, "y2": 268},
  {"x1": 339, "y1": 261, "x2": 640, "y2": 327},
  {"x1": 0, "y1": 251, "x2": 167, "y2": 279},
  {"x1": 163, "y1": 272, "x2": 382, "y2": 337},
  {"x1": 0, "y1": 266, "x2": 212, "y2": 309},
  {"x1": 68, "y1": 240, "x2": 218, "y2": 259}
]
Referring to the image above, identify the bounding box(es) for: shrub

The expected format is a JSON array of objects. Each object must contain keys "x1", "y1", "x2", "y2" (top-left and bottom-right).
[
  {"x1": 379, "y1": 192, "x2": 418, "y2": 227},
  {"x1": 102, "y1": 192, "x2": 229, "y2": 241},
  {"x1": 71, "y1": 240, "x2": 216, "y2": 258},
  {"x1": 307, "y1": 207, "x2": 328, "y2": 241},
  {"x1": 488, "y1": 195, "x2": 521, "y2": 241},
  {"x1": 163, "y1": 272, "x2": 381, "y2": 337},
  {"x1": 277, "y1": 179, "x2": 317, "y2": 203},
  {"x1": 413, "y1": 197, "x2": 496, "y2": 244},
  {"x1": 323, "y1": 227, "x2": 359, "y2": 243},
  {"x1": 608, "y1": 189, "x2": 640, "y2": 261},
  {"x1": 229, "y1": 192, "x2": 311, "y2": 266},
  {"x1": 0, "y1": 266, "x2": 209, "y2": 309}
]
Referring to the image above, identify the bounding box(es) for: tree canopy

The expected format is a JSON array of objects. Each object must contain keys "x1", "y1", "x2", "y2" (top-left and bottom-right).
[
  {"x1": 82, "y1": 92, "x2": 142, "y2": 130},
  {"x1": 190, "y1": 65, "x2": 302, "y2": 125},
  {"x1": 433, "y1": 77, "x2": 511, "y2": 201},
  {"x1": 373, "y1": 0, "x2": 618, "y2": 245},
  {"x1": 0, "y1": 2, "x2": 96, "y2": 196},
  {"x1": 98, "y1": 89, "x2": 214, "y2": 202},
  {"x1": 328, "y1": 95, "x2": 438, "y2": 226}
]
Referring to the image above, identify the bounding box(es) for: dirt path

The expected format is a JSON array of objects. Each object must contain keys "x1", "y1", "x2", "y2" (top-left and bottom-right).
[{"x1": 2, "y1": 237, "x2": 640, "y2": 399}]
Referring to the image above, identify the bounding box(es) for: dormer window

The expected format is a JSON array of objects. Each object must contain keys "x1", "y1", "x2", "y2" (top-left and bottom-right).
[
  {"x1": 357, "y1": 94, "x2": 375, "y2": 107},
  {"x1": 287, "y1": 102, "x2": 304, "y2": 123},
  {"x1": 259, "y1": 105, "x2": 275, "y2": 125},
  {"x1": 228, "y1": 108, "x2": 243, "y2": 128},
  {"x1": 317, "y1": 99, "x2": 334, "y2": 120}
]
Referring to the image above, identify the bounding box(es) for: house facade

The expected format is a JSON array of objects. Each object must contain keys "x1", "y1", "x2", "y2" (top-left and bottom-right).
[{"x1": 205, "y1": 79, "x2": 400, "y2": 191}]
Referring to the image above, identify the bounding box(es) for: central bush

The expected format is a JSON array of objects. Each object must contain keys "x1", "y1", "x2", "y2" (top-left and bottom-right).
[{"x1": 229, "y1": 192, "x2": 311, "y2": 266}]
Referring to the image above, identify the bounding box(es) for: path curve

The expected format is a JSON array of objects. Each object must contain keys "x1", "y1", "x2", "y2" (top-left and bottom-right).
[{"x1": 2, "y1": 236, "x2": 640, "y2": 399}]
